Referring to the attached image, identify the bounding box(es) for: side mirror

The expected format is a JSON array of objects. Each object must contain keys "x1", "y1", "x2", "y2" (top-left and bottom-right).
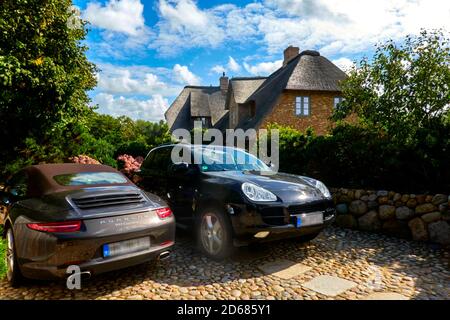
[
  {"x1": 266, "y1": 161, "x2": 275, "y2": 169},
  {"x1": 168, "y1": 162, "x2": 190, "y2": 174}
]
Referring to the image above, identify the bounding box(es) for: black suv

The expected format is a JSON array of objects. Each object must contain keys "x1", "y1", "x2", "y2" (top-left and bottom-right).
[{"x1": 139, "y1": 144, "x2": 335, "y2": 259}]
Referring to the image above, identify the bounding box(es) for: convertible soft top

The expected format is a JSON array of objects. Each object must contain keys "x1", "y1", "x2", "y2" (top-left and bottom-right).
[{"x1": 23, "y1": 163, "x2": 133, "y2": 197}]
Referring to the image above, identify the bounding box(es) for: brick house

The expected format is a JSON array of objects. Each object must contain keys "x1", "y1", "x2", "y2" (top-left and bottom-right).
[{"x1": 165, "y1": 46, "x2": 347, "y2": 135}]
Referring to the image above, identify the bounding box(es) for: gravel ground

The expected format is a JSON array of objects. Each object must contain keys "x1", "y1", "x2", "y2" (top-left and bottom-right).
[{"x1": 0, "y1": 226, "x2": 449, "y2": 300}]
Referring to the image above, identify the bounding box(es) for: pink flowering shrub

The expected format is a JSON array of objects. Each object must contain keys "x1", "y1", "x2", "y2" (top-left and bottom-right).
[
  {"x1": 117, "y1": 154, "x2": 143, "y2": 177},
  {"x1": 68, "y1": 155, "x2": 101, "y2": 164}
]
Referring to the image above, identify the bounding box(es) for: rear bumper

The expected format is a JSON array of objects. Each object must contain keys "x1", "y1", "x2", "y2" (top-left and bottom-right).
[
  {"x1": 20, "y1": 243, "x2": 174, "y2": 280},
  {"x1": 228, "y1": 200, "x2": 335, "y2": 243},
  {"x1": 15, "y1": 216, "x2": 175, "y2": 280}
]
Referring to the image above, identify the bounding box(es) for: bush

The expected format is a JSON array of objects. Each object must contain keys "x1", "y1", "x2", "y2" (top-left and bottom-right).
[
  {"x1": 117, "y1": 154, "x2": 143, "y2": 177},
  {"x1": 115, "y1": 141, "x2": 150, "y2": 158},
  {"x1": 265, "y1": 123, "x2": 450, "y2": 193},
  {"x1": 68, "y1": 155, "x2": 100, "y2": 165}
]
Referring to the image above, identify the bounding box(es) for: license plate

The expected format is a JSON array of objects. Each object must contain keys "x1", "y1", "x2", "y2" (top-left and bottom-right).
[
  {"x1": 296, "y1": 212, "x2": 323, "y2": 228},
  {"x1": 103, "y1": 237, "x2": 150, "y2": 258}
]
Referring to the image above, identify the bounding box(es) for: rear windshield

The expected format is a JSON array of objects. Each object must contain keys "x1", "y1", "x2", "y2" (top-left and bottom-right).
[{"x1": 53, "y1": 172, "x2": 127, "y2": 186}]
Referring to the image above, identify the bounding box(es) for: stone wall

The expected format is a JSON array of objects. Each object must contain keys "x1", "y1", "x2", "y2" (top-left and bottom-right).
[{"x1": 331, "y1": 188, "x2": 450, "y2": 246}]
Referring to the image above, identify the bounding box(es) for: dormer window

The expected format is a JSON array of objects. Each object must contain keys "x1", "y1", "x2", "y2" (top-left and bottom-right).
[
  {"x1": 194, "y1": 117, "x2": 210, "y2": 128},
  {"x1": 295, "y1": 96, "x2": 310, "y2": 116}
]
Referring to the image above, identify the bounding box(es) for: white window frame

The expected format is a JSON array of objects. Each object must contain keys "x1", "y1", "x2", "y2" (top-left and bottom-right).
[
  {"x1": 334, "y1": 96, "x2": 343, "y2": 109},
  {"x1": 295, "y1": 96, "x2": 310, "y2": 116}
]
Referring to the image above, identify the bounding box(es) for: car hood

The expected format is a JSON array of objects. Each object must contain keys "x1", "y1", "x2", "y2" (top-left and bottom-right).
[{"x1": 203, "y1": 171, "x2": 328, "y2": 203}]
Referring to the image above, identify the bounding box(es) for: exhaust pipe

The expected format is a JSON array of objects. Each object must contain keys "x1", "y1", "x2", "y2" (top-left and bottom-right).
[
  {"x1": 67, "y1": 271, "x2": 91, "y2": 283},
  {"x1": 158, "y1": 251, "x2": 170, "y2": 261}
]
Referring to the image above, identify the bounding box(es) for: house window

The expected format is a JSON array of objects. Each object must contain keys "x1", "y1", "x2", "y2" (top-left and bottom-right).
[
  {"x1": 334, "y1": 97, "x2": 343, "y2": 109},
  {"x1": 295, "y1": 96, "x2": 310, "y2": 116},
  {"x1": 195, "y1": 117, "x2": 209, "y2": 127}
]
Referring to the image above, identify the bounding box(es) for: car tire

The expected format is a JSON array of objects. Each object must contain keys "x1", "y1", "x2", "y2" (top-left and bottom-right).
[
  {"x1": 196, "y1": 207, "x2": 234, "y2": 260},
  {"x1": 296, "y1": 232, "x2": 320, "y2": 243},
  {"x1": 5, "y1": 227, "x2": 24, "y2": 287}
]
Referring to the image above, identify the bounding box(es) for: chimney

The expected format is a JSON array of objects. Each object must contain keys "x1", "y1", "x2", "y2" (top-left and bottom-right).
[
  {"x1": 283, "y1": 45, "x2": 299, "y2": 66},
  {"x1": 220, "y1": 72, "x2": 229, "y2": 95}
]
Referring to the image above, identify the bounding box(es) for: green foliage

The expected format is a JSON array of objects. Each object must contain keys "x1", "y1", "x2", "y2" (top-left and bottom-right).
[
  {"x1": 0, "y1": 0, "x2": 97, "y2": 173},
  {"x1": 266, "y1": 122, "x2": 450, "y2": 193},
  {"x1": 2, "y1": 112, "x2": 173, "y2": 178},
  {"x1": 0, "y1": 0, "x2": 172, "y2": 178},
  {"x1": 334, "y1": 29, "x2": 450, "y2": 144},
  {"x1": 266, "y1": 123, "x2": 316, "y2": 174}
]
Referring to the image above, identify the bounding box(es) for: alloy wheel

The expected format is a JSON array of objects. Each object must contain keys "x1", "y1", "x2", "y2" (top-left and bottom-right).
[
  {"x1": 6, "y1": 228, "x2": 15, "y2": 282},
  {"x1": 200, "y1": 213, "x2": 224, "y2": 256}
]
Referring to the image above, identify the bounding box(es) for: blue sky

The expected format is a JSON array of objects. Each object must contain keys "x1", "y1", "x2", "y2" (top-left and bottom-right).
[{"x1": 72, "y1": 0, "x2": 450, "y2": 122}]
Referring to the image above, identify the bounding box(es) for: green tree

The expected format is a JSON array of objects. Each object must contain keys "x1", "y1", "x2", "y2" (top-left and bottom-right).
[
  {"x1": 334, "y1": 29, "x2": 450, "y2": 144},
  {"x1": 0, "y1": 0, "x2": 97, "y2": 173}
]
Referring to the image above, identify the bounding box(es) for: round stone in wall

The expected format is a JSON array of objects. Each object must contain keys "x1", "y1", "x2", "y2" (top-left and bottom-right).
[
  {"x1": 379, "y1": 205, "x2": 396, "y2": 220},
  {"x1": 408, "y1": 218, "x2": 428, "y2": 241},
  {"x1": 432, "y1": 194, "x2": 448, "y2": 206},
  {"x1": 395, "y1": 206, "x2": 415, "y2": 220},
  {"x1": 349, "y1": 200, "x2": 368, "y2": 216},
  {"x1": 358, "y1": 211, "x2": 381, "y2": 231},
  {"x1": 428, "y1": 221, "x2": 450, "y2": 245}
]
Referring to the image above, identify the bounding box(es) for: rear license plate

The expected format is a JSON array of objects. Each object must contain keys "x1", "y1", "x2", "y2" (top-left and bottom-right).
[
  {"x1": 103, "y1": 237, "x2": 150, "y2": 258},
  {"x1": 296, "y1": 212, "x2": 323, "y2": 228}
]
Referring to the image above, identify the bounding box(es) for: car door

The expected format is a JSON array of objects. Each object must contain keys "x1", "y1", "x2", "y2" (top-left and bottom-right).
[
  {"x1": 140, "y1": 147, "x2": 171, "y2": 199},
  {"x1": 165, "y1": 147, "x2": 200, "y2": 225}
]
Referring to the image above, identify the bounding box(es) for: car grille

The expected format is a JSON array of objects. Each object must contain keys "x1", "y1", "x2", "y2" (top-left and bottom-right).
[
  {"x1": 288, "y1": 200, "x2": 334, "y2": 215},
  {"x1": 260, "y1": 207, "x2": 288, "y2": 226},
  {"x1": 71, "y1": 192, "x2": 146, "y2": 209}
]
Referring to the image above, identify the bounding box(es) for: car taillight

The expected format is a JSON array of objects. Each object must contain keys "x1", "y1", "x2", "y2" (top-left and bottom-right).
[
  {"x1": 27, "y1": 220, "x2": 82, "y2": 233},
  {"x1": 155, "y1": 207, "x2": 173, "y2": 219}
]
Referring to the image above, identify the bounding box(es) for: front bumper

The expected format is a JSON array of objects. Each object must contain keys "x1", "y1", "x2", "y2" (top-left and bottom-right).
[{"x1": 228, "y1": 199, "x2": 335, "y2": 242}]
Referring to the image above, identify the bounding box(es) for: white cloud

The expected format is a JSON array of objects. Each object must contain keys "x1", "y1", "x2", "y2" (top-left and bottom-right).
[
  {"x1": 211, "y1": 65, "x2": 226, "y2": 74},
  {"x1": 227, "y1": 56, "x2": 241, "y2": 72},
  {"x1": 244, "y1": 59, "x2": 283, "y2": 76},
  {"x1": 210, "y1": 56, "x2": 241, "y2": 75},
  {"x1": 96, "y1": 63, "x2": 181, "y2": 97},
  {"x1": 148, "y1": 0, "x2": 450, "y2": 58},
  {"x1": 93, "y1": 93, "x2": 169, "y2": 122},
  {"x1": 151, "y1": 0, "x2": 225, "y2": 56},
  {"x1": 261, "y1": 0, "x2": 450, "y2": 55},
  {"x1": 83, "y1": 0, "x2": 146, "y2": 36},
  {"x1": 332, "y1": 57, "x2": 355, "y2": 72},
  {"x1": 173, "y1": 64, "x2": 200, "y2": 85}
]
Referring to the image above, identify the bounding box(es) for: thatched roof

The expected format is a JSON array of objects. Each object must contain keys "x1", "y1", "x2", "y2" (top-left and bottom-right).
[
  {"x1": 165, "y1": 49, "x2": 346, "y2": 132},
  {"x1": 286, "y1": 50, "x2": 346, "y2": 91},
  {"x1": 229, "y1": 77, "x2": 267, "y2": 104},
  {"x1": 165, "y1": 86, "x2": 227, "y2": 132},
  {"x1": 237, "y1": 50, "x2": 347, "y2": 130}
]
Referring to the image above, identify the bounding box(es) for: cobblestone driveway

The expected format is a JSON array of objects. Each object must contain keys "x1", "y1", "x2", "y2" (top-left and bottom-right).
[{"x1": 0, "y1": 227, "x2": 449, "y2": 300}]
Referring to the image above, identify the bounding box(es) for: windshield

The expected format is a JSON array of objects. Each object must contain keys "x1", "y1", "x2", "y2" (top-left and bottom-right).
[
  {"x1": 193, "y1": 146, "x2": 271, "y2": 172},
  {"x1": 53, "y1": 172, "x2": 127, "y2": 186}
]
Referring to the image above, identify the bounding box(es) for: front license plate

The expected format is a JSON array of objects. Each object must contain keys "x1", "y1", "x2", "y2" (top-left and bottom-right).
[
  {"x1": 296, "y1": 212, "x2": 323, "y2": 228},
  {"x1": 103, "y1": 237, "x2": 150, "y2": 258}
]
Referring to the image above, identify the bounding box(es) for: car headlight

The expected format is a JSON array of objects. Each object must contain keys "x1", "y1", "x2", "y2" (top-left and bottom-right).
[
  {"x1": 241, "y1": 182, "x2": 277, "y2": 202},
  {"x1": 302, "y1": 177, "x2": 331, "y2": 198}
]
